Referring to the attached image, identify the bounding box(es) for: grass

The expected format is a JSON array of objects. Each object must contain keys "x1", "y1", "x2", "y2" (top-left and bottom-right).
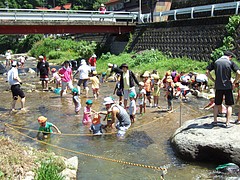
[
  {"x1": 0, "y1": 137, "x2": 65, "y2": 179},
  {"x1": 96, "y1": 50, "x2": 209, "y2": 77},
  {"x1": 34, "y1": 158, "x2": 65, "y2": 180}
]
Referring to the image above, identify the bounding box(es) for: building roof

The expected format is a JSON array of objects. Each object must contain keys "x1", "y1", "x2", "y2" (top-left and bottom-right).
[
  {"x1": 105, "y1": 0, "x2": 122, "y2": 6},
  {"x1": 52, "y1": 6, "x2": 61, "y2": 10},
  {"x1": 63, "y1": 3, "x2": 72, "y2": 10}
]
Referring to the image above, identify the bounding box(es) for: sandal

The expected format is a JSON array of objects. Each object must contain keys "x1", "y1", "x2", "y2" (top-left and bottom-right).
[
  {"x1": 211, "y1": 121, "x2": 218, "y2": 126},
  {"x1": 234, "y1": 120, "x2": 240, "y2": 124}
]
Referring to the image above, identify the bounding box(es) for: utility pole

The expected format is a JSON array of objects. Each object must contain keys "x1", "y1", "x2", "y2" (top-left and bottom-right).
[{"x1": 138, "y1": 0, "x2": 142, "y2": 23}]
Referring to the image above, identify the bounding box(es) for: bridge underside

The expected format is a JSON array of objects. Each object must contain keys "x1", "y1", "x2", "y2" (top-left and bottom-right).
[{"x1": 0, "y1": 25, "x2": 135, "y2": 34}]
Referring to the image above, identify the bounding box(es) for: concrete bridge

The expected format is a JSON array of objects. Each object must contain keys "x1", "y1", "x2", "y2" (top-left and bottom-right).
[{"x1": 0, "y1": 9, "x2": 137, "y2": 34}]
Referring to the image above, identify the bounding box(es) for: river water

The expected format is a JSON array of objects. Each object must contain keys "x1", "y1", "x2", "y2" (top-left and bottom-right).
[{"x1": 0, "y1": 58, "x2": 225, "y2": 179}]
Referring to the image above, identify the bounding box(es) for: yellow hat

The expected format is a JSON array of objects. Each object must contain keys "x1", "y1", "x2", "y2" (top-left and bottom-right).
[
  {"x1": 167, "y1": 79, "x2": 173, "y2": 83},
  {"x1": 142, "y1": 71, "x2": 150, "y2": 77},
  {"x1": 38, "y1": 116, "x2": 47, "y2": 123},
  {"x1": 92, "y1": 71, "x2": 97, "y2": 75},
  {"x1": 208, "y1": 94, "x2": 215, "y2": 99},
  {"x1": 153, "y1": 75, "x2": 160, "y2": 80}
]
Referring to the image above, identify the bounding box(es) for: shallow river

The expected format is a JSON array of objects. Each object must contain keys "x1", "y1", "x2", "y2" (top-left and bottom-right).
[{"x1": 0, "y1": 58, "x2": 227, "y2": 179}]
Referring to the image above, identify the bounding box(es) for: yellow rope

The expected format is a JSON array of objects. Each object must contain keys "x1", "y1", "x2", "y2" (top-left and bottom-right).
[
  {"x1": 5, "y1": 124, "x2": 167, "y2": 175},
  {"x1": 5, "y1": 105, "x2": 181, "y2": 136}
]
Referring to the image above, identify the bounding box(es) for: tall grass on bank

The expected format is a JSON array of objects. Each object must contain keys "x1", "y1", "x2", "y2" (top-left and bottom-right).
[
  {"x1": 96, "y1": 50, "x2": 209, "y2": 77},
  {"x1": 34, "y1": 158, "x2": 65, "y2": 180}
]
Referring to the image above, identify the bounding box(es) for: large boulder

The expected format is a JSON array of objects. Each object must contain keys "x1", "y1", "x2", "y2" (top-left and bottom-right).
[{"x1": 170, "y1": 115, "x2": 240, "y2": 164}]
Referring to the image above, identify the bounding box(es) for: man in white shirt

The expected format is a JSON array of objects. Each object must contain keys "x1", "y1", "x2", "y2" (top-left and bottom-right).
[
  {"x1": 7, "y1": 61, "x2": 25, "y2": 111},
  {"x1": 73, "y1": 59, "x2": 91, "y2": 97}
]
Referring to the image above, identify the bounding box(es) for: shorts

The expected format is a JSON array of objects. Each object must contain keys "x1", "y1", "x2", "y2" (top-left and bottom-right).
[
  {"x1": 40, "y1": 75, "x2": 49, "y2": 81},
  {"x1": 78, "y1": 79, "x2": 89, "y2": 88},
  {"x1": 62, "y1": 81, "x2": 73, "y2": 91},
  {"x1": 146, "y1": 91, "x2": 151, "y2": 97},
  {"x1": 11, "y1": 84, "x2": 25, "y2": 100},
  {"x1": 138, "y1": 98, "x2": 145, "y2": 105},
  {"x1": 123, "y1": 87, "x2": 136, "y2": 100},
  {"x1": 215, "y1": 89, "x2": 234, "y2": 106}
]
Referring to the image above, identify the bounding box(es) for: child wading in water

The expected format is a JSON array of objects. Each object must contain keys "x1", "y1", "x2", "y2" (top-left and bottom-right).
[
  {"x1": 72, "y1": 88, "x2": 81, "y2": 114},
  {"x1": 50, "y1": 68, "x2": 61, "y2": 88},
  {"x1": 129, "y1": 92, "x2": 136, "y2": 123},
  {"x1": 36, "y1": 116, "x2": 61, "y2": 139},
  {"x1": 88, "y1": 71, "x2": 100, "y2": 99},
  {"x1": 137, "y1": 82, "x2": 146, "y2": 115},
  {"x1": 83, "y1": 99, "x2": 96, "y2": 125},
  {"x1": 165, "y1": 79, "x2": 174, "y2": 113},
  {"x1": 89, "y1": 113, "x2": 103, "y2": 135},
  {"x1": 152, "y1": 74, "x2": 161, "y2": 108}
]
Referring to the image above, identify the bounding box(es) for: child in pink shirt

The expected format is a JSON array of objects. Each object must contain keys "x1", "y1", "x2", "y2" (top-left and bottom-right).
[{"x1": 82, "y1": 99, "x2": 96, "y2": 125}]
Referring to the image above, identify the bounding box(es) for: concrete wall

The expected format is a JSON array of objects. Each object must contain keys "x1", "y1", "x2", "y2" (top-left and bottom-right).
[{"x1": 130, "y1": 16, "x2": 230, "y2": 61}]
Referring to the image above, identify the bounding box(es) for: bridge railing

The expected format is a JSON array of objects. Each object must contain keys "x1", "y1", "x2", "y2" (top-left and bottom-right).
[
  {"x1": 141, "y1": 1, "x2": 240, "y2": 23},
  {"x1": 0, "y1": 8, "x2": 138, "y2": 22}
]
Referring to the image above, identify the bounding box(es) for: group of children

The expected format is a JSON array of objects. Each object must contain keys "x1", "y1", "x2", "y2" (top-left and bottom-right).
[{"x1": 37, "y1": 64, "x2": 212, "y2": 139}]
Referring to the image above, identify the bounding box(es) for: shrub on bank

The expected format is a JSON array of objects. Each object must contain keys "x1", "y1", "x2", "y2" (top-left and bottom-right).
[
  {"x1": 34, "y1": 158, "x2": 65, "y2": 180},
  {"x1": 29, "y1": 38, "x2": 96, "y2": 63}
]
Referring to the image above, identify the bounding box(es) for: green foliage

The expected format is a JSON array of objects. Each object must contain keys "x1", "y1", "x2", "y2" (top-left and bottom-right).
[
  {"x1": 124, "y1": 33, "x2": 133, "y2": 53},
  {"x1": 17, "y1": 34, "x2": 44, "y2": 53},
  {"x1": 97, "y1": 50, "x2": 208, "y2": 77},
  {"x1": 29, "y1": 38, "x2": 96, "y2": 63},
  {"x1": 211, "y1": 15, "x2": 240, "y2": 60},
  {"x1": 34, "y1": 158, "x2": 65, "y2": 180}
]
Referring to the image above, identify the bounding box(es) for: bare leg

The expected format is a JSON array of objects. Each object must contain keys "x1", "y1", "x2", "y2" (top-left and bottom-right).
[
  {"x1": 226, "y1": 105, "x2": 232, "y2": 125},
  {"x1": 20, "y1": 97, "x2": 25, "y2": 110},
  {"x1": 45, "y1": 81, "x2": 48, "y2": 90},
  {"x1": 41, "y1": 81, "x2": 44, "y2": 89},
  {"x1": 11, "y1": 99, "x2": 17, "y2": 110},
  {"x1": 60, "y1": 90, "x2": 64, "y2": 97},
  {"x1": 124, "y1": 99, "x2": 127, "y2": 109},
  {"x1": 213, "y1": 105, "x2": 219, "y2": 123}
]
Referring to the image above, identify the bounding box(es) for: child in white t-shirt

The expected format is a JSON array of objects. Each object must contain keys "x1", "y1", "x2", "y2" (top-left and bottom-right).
[
  {"x1": 137, "y1": 82, "x2": 146, "y2": 115},
  {"x1": 50, "y1": 68, "x2": 61, "y2": 88},
  {"x1": 129, "y1": 92, "x2": 136, "y2": 123}
]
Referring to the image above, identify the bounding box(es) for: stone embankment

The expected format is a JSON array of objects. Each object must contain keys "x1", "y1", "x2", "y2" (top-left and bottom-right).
[{"x1": 170, "y1": 115, "x2": 240, "y2": 164}]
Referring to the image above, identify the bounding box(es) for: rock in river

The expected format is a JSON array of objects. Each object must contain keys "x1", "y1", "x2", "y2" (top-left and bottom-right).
[{"x1": 170, "y1": 115, "x2": 240, "y2": 165}]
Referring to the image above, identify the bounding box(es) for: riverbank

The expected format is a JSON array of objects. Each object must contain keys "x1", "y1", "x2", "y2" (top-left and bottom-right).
[{"x1": 0, "y1": 136, "x2": 78, "y2": 179}]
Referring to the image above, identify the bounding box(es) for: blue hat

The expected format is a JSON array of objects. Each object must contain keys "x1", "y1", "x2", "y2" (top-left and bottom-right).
[
  {"x1": 72, "y1": 88, "x2": 78, "y2": 94},
  {"x1": 86, "y1": 99, "x2": 93, "y2": 105}
]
